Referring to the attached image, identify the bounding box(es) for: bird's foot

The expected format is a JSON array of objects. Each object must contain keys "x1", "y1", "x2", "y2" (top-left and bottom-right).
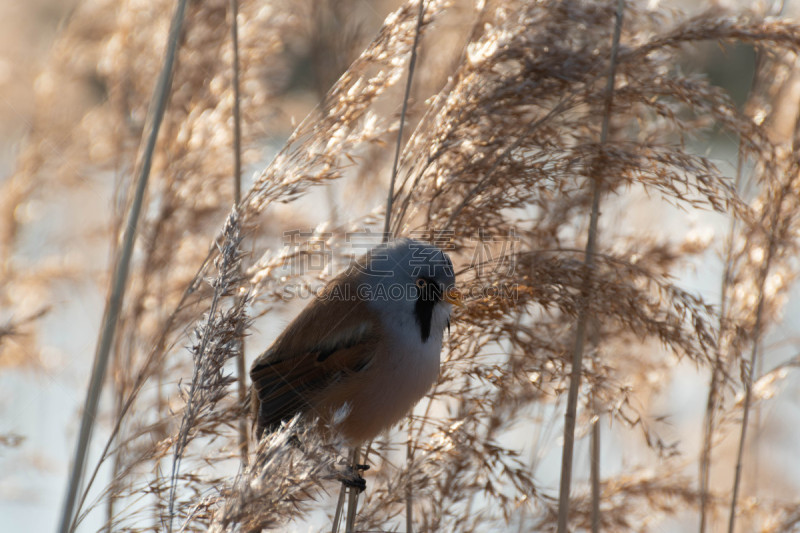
[{"x1": 334, "y1": 463, "x2": 368, "y2": 493}]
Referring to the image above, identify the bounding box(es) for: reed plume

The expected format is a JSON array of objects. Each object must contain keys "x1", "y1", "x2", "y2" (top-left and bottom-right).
[{"x1": 4, "y1": 1, "x2": 800, "y2": 532}]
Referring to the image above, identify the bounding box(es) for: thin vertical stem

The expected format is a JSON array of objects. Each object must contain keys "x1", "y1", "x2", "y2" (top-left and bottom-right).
[
  {"x1": 751, "y1": 348, "x2": 763, "y2": 496},
  {"x1": 700, "y1": 41, "x2": 763, "y2": 530},
  {"x1": 590, "y1": 347, "x2": 601, "y2": 533},
  {"x1": 229, "y1": 0, "x2": 249, "y2": 466},
  {"x1": 406, "y1": 439, "x2": 414, "y2": 533},
  {"x1": 58, "y1": 1, "x2": 189, "y2": 532},
  {"x1": 331, "y1": 448, "x2": 355, "y2": 533},
  {"x1": 727, "y1": 177, "x2": 794, "y2": 533},
  {"x1": 590, "y1": 417, "x2": 601, "y2": 533},
  {"x1": 382, "y1": 0, "x2": 425, "y2": 243},
  {"x1": 699, "y1": 154, "x2": 742, "y2": 533},
  {"x1": 345, "y1": 447, "x2": 362, "y2": 533},
  {"x1": 230, "y1": 0, "x2": 242, "y2": 208},
  {"x1": 331, "y1": 484, "x2": 347, "y2": 533},
  {"x1": 556, "y1": 2, "x2": 624, "y2": 532},
  {"x1": 726, "y1": 279, "x2": 767, "y2": 533}
]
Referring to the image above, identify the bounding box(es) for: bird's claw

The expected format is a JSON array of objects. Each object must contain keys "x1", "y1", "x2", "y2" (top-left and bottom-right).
[
  {"x1": 341, "y1": 472, "x2": 367, "y2": 493},
  {"x1": 335, "y1": 463, "x2": 367, "y2": 493}
]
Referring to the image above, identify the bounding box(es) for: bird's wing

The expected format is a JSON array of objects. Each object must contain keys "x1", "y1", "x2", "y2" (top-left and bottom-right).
[{"x1": 249, "y1": 288, "x2": 379, "y2": 439}]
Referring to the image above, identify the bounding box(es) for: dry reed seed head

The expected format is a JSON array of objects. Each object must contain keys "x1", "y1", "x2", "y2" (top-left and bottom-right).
[
  {"x1": 411, "y1": 67, "x2": 752, "y2": 234},
  {"x1": 29, "y1": 0, "x2": 318, "y2": 526},
  {"x1": 209, "y1": 418, "x2": 344, "y2": 532},
  {"x1": 164, "y1": 209, "x2": 255, "y2": 530},
  {"x1": 10, "y1": 0, "x2": 800, "y2": 531},
  {"x1": 243, "y1": 0, "x2": 448, "y2": 216},
  {"x1": 375, "y1": 3, "x2": 800, "y2": 530}
]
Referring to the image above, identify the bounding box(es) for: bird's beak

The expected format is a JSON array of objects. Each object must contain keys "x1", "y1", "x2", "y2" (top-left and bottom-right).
[{"x1": 444, "y1": 287, "x2": 464, "y2": 307}]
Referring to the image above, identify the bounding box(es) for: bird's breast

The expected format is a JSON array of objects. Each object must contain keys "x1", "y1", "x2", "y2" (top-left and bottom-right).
[{"x1": 332, "y1": 331, "x2": 442, "y2": 444}]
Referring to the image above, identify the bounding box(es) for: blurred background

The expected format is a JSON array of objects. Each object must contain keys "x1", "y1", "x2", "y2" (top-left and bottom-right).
[{"x1": 2, "y1": 0, "x2": 800, "y2": 532}]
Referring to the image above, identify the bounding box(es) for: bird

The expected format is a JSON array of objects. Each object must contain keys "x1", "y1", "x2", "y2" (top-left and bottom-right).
[{"x1": 250, "y1": 238, "x2": 461, "y2": 447}]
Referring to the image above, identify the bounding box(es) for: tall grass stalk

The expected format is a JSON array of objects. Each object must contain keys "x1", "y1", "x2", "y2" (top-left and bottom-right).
[
  {"x1": 556, "y1": 1, "x2": 624, "y2": 531},
  {"x1": 698, "y1": 145, "x2": 748, "y2": 533},
  {"x1": 590, "y1": 358, "x2": 601, "y2": 533},
  {"x1": 383, "y1": 0, "x2": 426, "y2": 243},
  {"x1": 228, "y1": 0, "x2": 249, "y2": 467},
  {"x1": 345, "y1": 447, "x2": 363, "y2": 533},
  {"x1": 727, "y1": 174, "x2": 797, "y2": 532},
  {"x1": 57, "y1": 1, "x2": 189, "y2": 531}
]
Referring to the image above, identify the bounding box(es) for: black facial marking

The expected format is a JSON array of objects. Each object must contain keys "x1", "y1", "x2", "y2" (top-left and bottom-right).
[{"x1": 414, "y1": 277, "x2": 442, "y2": 343}]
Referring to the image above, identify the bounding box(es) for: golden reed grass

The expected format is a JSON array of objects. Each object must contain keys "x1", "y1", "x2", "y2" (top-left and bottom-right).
[{"x1": 4, "y1": 1, "x2": 800, "y2": 531}]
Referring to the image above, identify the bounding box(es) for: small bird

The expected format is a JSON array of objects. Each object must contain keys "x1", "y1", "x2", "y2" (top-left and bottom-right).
[{"x1": 250, "y1": 238, "x2": 460, "y2": 446}]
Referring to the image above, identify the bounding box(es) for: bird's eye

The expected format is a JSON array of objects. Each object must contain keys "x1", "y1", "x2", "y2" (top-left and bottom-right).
[{"x1": 415, "y1": 278, "x2": 426, "y2": 289}]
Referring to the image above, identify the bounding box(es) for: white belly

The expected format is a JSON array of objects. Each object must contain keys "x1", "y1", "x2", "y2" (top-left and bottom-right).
[{"x1": 335, "y1": 306, "x2": 448, "y2": 443}]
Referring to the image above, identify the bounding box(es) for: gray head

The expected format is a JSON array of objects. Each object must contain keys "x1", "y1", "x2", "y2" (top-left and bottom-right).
[
  {"x1": 364, "y1": 238, "x2": 455, "y2": 287},
  {"x1": 359, "y1": 238, "x2": 458, "y2": 343}
]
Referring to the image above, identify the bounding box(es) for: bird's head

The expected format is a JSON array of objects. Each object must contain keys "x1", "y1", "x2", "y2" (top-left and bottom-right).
[{"x1": 357, "y1": 238, "x2": 461, "y2": 343}]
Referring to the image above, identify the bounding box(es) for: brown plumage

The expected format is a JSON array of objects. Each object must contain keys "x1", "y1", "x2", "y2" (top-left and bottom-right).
[{"x1": 250, "y1": 238, "x2": 457, "y2": 444}]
